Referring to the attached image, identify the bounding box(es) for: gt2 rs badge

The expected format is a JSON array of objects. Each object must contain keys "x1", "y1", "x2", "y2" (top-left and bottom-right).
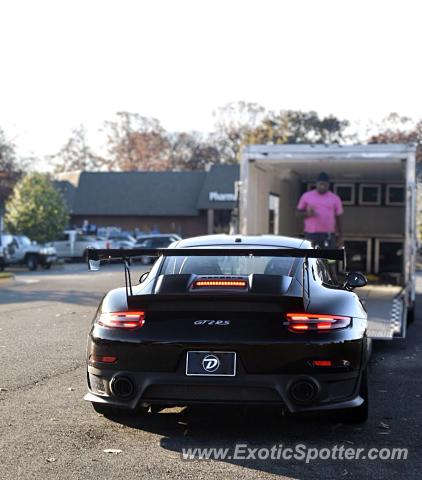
[{"x1": 194, "y1": 320, "x2": 230, "y2": 326}]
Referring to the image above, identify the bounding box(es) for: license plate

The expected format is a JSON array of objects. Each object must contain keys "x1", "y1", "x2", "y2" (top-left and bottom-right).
[{"x1": 186, "y1": 351, "x2": 236, "y2": 376}]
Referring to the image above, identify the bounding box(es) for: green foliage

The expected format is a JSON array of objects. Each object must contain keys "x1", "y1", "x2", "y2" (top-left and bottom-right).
[{"x1": 4, "y1": 173, "x2": 69, "y2": 243}]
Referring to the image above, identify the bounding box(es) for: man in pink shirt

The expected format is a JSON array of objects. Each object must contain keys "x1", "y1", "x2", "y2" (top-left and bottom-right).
[{"x1": 297, "y1": 172, "x2": 344, "y2": 248}]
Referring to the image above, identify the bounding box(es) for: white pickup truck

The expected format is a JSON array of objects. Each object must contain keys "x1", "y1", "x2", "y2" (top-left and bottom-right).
[
  {"x1": 0, "y1": 234, "x2": 57, "y2": 271},
  {"x1": 52, "y1": 230, "x2": 115, "y2": 261}
]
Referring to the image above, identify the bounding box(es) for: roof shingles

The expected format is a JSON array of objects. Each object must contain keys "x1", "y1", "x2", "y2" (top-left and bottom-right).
[{"x1": 72, "y1": 171, "x2": 207, "y2": 216}]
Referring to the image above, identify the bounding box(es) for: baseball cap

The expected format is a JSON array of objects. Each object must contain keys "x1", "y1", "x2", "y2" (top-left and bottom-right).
[{"x1": 317, "y1": 172, "x2": 330, "y2": 183}]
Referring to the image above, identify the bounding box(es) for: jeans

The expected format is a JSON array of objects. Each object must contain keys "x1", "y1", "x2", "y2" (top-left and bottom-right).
[{"x1": 304, "y1": 232, "x2": 336, "y2": 249}]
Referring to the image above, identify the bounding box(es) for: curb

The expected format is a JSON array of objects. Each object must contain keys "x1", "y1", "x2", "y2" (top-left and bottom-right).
[{"x1": 0, "y1": 272, "x2": 15, "y2": 282}]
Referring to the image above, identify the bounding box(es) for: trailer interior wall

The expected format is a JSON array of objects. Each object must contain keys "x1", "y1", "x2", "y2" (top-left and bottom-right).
[
  {"x1": 242, "y1": 161, "x2": 284, "y2": 234},
  {"x1": 242, "y1": 152, "x2": 409, "y2": 240}
]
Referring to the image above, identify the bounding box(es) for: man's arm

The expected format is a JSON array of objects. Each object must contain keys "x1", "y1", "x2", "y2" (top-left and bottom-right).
[
  {"x1": 336, "y1": 214, "x2": 344, "y2": 247},
  {"x1": 296, "y1": 194, "x2": 314, "y2": 219},
  {"x1": 296, "y1": 205, "x2": 315, "y2": 219}
]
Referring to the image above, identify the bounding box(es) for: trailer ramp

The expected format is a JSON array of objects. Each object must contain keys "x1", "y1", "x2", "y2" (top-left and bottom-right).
[{"x1": 358, "y1": 285, "x2": 405, "y2": 340}]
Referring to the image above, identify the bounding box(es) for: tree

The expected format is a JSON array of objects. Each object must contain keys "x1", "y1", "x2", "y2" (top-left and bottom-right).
[
  {"x1": 0, "y1": 127, "x2": 20, "y2": 209},
  {"x1": 367, "y1": 113, "x2": 422, "y2": 163},
  {"x1": 248, "y1": 110, "x2": 349, "y2": 145},
  {"x1": 167, "y1": 132, "x2": 220, "y2": 171},
  {"x1": 212, "y1": 103, "x2": 348, "y2": 162},
  {"x1": 103, "y1": 112, "x2": 171, "y2": 171},
  {"x1": 5, "y1": 173, "x2": 69, "y2": 243},
  {"x1": 212, "y1": 101, "x2": 267, "y2": 162},
  {"x1": 50, "y1": 125, "x2": 102, "y2": 173},
  {"x1": 0, "y1": 127, "x2": 17, "y2": 172}
]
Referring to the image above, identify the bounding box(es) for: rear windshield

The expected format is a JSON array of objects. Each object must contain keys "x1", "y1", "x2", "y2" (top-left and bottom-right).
[{"x1": 161, "y1": 255, "x2": 298, "y2": 277}]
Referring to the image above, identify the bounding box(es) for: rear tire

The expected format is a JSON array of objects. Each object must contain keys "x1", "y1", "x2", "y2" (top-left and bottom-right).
[
  {"x1": 26, "y1": 255, "x2": 38, "y2": 271},
  {"x1": 338, "y1": 368, "x2": 368, "y2": 423}
]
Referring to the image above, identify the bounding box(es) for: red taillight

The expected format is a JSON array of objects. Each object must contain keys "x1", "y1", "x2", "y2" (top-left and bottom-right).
[
  {"x1": 89, "y1": 355, "x2": 117, "y2": 363},
  {"x1": 285, "y1": 313, "x2": 351, "y2": 332},
  {"x1": 291, "y1": 324, "x2": 309, "y2": 331},
  {"x1": 193, "y1": 280, "x2": 247, "y2": 288},
  {"x1": 312, "y1": 360, "x2": 332, "y2": 367},
  {"x1": 97, "y1": 311, "x2": 145, "y2": 329},
  {"x1": 316, "y1": 322, "x2": 333, "y2": 330},
  {"x1": 311, "y1": 359, "x2": 351, "y2": 368}
]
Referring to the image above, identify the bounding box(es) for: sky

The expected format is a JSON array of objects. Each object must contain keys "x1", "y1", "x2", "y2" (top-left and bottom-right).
[{"x1": 0, "y1": 0, "x2": 421, "y2": 166}]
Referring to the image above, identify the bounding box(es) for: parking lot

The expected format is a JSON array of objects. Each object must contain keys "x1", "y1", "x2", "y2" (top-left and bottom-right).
[{"x1": 0, "y1": 263, "x2": 421, "y2": 479}]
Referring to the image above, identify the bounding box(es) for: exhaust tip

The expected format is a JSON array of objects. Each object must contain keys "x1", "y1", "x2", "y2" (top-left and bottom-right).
[
  {"x1": 288, "y1": 378, "x2": 319, "y2": 405},
  {"x1": 110, "y1": 376, "x2": 135, "y2": 399}
]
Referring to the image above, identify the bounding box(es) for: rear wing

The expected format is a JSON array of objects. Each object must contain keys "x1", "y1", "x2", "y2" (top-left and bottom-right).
[
  {"x1": 87, "y1": 247, "x2": 345, "y2": 262},
  {"x1": 87, "y1": 247, "x2": 346, "y2": 299}
]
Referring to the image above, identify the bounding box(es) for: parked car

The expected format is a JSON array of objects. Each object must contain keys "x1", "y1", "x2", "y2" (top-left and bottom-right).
[
  {"x1": 1, "y1": 234, "x2": 57, "y2": 271},
  {"x1": 0, "y1": 248, "x2": 5, "y2": 271},
  {"x1": 101, "y1": 234, "x2": 137, "y2": 250},
  {"x1": 52, "y1": 230, "x2": 113, "y2": 261},
  {"x1": 135, "y1": 234, "x2": 181, "y2": 264},
  {"x1": 85, "y1": 234, "x2": 369, "y2": 423}
]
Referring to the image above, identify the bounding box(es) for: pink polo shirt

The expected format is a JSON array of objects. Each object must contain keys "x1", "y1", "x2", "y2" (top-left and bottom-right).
[{"x1": 297, "y1": 189, "x2": 343, "y2": 233}]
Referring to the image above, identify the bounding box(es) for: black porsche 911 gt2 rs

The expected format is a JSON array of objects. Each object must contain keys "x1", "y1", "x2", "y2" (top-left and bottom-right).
[{"x1": 85, "y1": 235, "x2": 369, "y2": 422}]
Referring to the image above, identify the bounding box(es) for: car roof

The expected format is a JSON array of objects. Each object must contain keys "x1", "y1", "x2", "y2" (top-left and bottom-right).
[
  {"x1": 174, "y1": 234, "x2": 311, "y2": 249},
  {"x1": 137, "y1": 234, "x2": 180, "y2": 239}
]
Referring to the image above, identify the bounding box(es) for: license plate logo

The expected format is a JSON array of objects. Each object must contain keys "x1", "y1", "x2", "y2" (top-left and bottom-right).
[
  {"x1": 186, "y1": 351, "x2": 236, "y2": 376},
  {"x1": 202, "y1": 354, "x2": 220, "y2": 372}
]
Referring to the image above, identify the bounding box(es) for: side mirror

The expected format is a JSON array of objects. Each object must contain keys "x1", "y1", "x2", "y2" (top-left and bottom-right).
[
  {"x1": 344, "y1": 271, "x2": 367, "y2": 290},
  {"x1": 139, "y1": 271, "x2": 150, "y2": 283}
]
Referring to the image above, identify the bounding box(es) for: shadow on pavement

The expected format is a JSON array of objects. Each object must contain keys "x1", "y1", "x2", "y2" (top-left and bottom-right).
[
  {"x1": 98, "y1": 401, "x2": 411, "y2": 479},
  {"x1": 0, "y1": 287, "x2": 102, "y2": 306}
]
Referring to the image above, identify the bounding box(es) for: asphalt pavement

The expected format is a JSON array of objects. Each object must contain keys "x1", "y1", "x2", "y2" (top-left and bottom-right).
[{"x1": 0, "y1": 264, "x2": 421, "y2": 480}]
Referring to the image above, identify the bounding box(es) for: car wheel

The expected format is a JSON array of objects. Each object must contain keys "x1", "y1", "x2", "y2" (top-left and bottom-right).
[
  {"x1": 42, "y1": 263, "x2": 52, "y2": 270},
  {"x1": 338, "y1": 368, "x2": 369, "y2": 424},
  {"x1": 91, "y1": 402, "x2": 148, "y2": 417},
  {"x1": 26, "y1": 255, "x2": 38, "y2": 271}
]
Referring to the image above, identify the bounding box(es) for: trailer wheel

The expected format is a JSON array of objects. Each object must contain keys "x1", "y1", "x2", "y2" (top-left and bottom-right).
[
  {"x1": 26, "y1": 254, "x2": 38, "y2": 271},
  {"x1": 407, "y1": 304, "x2": 415, "y2": 325}
]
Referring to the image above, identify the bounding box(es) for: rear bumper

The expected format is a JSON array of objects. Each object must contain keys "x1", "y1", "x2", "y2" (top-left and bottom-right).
[{"x1": 85, "y1": 364, "x2": 364, "y2": 414}]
